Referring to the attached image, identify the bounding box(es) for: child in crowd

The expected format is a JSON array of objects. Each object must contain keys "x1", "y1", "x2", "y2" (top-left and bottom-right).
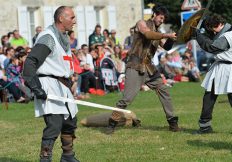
[
  {"x1": 0, "y1": 67, "x2": 26, "y2": 103},
  {"x1": 6, "y1": 56, "x2": 31, "y2": 100},
  {"x1": 189, "y1": 59, "x2": 201, "y2": 82}
]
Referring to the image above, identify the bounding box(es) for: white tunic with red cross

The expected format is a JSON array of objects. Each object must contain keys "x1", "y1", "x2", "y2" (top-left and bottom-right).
[{"x1": 34, "y1": 28, "x2": 78, "y2": 119}]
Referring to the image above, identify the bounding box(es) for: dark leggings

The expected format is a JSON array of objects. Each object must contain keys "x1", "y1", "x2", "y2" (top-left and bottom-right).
[
  {"x1": 81, "y1": 71, "x2": 96, "y2": 93},
  {"x1": 0, "y1": 79, "x2": 22, "y2": 100},
  {"x1": 42, "y1": 114, "x2": 77, "y2": 140}
]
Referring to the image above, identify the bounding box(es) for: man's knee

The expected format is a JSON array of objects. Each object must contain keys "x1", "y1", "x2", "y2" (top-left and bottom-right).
[
  {"x1": 43, "y1": 124, "x2": 62, "y2": 139},
  {"x1": 43, "y1": 115, "x2": 63, "y2": 139},
  {"x1": 62, "y1": 116, "x2": 77, "y2": 135}
]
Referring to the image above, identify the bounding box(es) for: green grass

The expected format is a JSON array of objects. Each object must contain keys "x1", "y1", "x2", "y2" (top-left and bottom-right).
[{"x1": 1, "y1": 82, "x2": 232, "y2": 162}]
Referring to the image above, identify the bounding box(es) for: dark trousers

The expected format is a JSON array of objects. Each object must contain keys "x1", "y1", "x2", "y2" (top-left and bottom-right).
[
  {"x1": 199, "y1": 91, "x2": 218, "y2": 125},
  {"x1": 0, "y1": 79, "x2": 22, "y2": 100},
  {"x1": 81, "y1": 71, "x2": 96, "y2": 93},
  {"x1": 42, "y1": 114, "x2": 77, "y2": 140},
  {"x1": 94, "y1": 69, "x2": 104, "y2": 90},
  {"x1": 199, "y1": 83, "x2": 232, "y2": 127}
]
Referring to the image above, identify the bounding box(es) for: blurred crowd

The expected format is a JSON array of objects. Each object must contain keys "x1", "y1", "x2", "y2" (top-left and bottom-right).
[
  {"x1": 0, "y1": 24, "x2": 202, "y2": 104},
  {"x1": 157, "y1": 46, "x2": 201, "y2": 87}
]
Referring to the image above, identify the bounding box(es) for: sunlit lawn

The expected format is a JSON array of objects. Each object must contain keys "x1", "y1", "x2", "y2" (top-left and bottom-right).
[{"x1": 1, "y1": 82, "x2": 232, "y2": 162}]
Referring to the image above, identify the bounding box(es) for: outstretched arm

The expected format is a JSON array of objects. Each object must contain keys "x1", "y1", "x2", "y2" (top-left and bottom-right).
[
  {"x1": 196, "y1": 31, "x2": 230, "y2": 54},
  {"x1": 136, "y1": 20, "x2": 176, "y2": 40}
]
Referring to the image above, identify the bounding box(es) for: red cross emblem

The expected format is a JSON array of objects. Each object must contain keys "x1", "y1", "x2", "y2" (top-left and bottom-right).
[{"x1": 63, "y1": 55, "x2": 73, "y2": 69}]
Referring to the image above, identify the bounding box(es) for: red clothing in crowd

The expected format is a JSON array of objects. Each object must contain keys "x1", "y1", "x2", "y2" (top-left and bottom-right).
[{"x1": 72, "y1": 54, "x2": 83, "y2": 74}]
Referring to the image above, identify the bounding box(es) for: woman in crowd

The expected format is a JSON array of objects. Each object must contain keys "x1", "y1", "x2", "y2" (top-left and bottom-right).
[
  {"x1": 112, "y1": 45, "x2": 126, "y2": 75},
  {"x1": 103, "y1": 29, "x2": 114, "y2": 48},
  {"x1": 68, "y1": 30, "x2": 78, "y2": 49}
]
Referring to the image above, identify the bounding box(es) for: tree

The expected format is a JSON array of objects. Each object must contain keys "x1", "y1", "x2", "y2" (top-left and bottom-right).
[
  {"x1": 209, "y1": 0, "x2": 232, "y2": 24},
  {"x1": 144, "y1": 0, "x2": 232, "y2": 30}
]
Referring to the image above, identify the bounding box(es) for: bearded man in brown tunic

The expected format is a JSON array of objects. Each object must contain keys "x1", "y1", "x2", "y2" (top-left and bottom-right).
[{"x1": 106, "y1": 4, "x2": 181, "y2": 134}]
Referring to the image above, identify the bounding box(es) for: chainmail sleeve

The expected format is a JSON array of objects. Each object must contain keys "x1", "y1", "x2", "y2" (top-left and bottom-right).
[{"x1": 36, "y1": 34, "x2": 55, "y2": 53}]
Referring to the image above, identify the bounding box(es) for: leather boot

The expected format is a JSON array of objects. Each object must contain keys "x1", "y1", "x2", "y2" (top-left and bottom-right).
[
  {"x1": 60, "y1": 134, "x2": 79, "y2": 162},
  {"x1": 194, "y1": 126, "x2": 213, "y2": 134},
  {"x1": 105, "y1": 118, "x2": 118, "y2": 135},
  {"x1": 60, "y1": 153, "x2": 80, "y2": 162},
  {"x1": 40, "y1": 139, "x2": 55, "y2": 162},
  {"x1": 167, "y1": 116, "x2": 181, "y2": 132},
  {"x1": 132, "y1": 119, "x2": 141, "y2": 127}
]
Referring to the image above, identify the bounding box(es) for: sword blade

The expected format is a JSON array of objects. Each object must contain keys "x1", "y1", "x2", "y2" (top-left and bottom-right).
[
  {"x1": 196, "y1": 0, "x2": 213, "y2": 29},
  {"x1": 47, "y1": 94, "x2": 131, "y2": 114}
]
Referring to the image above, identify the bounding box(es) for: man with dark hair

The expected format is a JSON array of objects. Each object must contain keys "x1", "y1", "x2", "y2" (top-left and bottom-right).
[
  {"x1": 23, "y1": 6, "x2": 79, "y2": 162},
  {"x1": 193, "y1": 14, "x2": 232, "y2": 134},
  {"x1": 204, "y1": 15, "x2": 226, "y2": 33},
  {"x1": 106, "y1": 4, "x2": 181, "y2": 134}
]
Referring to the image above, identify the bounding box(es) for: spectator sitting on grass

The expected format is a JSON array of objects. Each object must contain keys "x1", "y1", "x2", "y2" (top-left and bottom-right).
[
  {"x1": 0, "y1": 68, "x2": 26, "y2": 103},
  {"x1": 6, "y1": 55, "x2": 31, "y2": 100},
  {"x1": 189, "y1": 59, "x2": 201, "y2": 82},
  {"x1": 159, "y1": 55, "x2": 189, "y2": 82}
]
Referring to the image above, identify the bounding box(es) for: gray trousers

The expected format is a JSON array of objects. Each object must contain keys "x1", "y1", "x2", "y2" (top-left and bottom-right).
[{"x1": 112, "y1": 68, "x2": 175, "y2": 121}]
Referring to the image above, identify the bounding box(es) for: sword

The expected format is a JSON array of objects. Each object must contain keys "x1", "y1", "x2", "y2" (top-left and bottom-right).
[
  {"x1": 47, "y1": 94, "x2": 131, "y2": 114},
  {"x1": 196, "y1": 0, "x2": 213, "y2": 29}
]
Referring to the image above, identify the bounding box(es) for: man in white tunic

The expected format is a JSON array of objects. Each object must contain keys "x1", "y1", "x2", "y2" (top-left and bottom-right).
[
  {"x1": 23, "y1": 6, "x2": 79, "y2": 162},
  {"x1": 193, "y1": 14, "x2": 232, "y2": 134}
]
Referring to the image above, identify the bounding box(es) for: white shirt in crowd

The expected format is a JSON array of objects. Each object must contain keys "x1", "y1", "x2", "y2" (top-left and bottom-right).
[
  {"x1": 0, "y1": 70, "x2": 3, "y2": 79},
  {"x1": 80, "y1": 53, "x2": 94, "y2": 71},
  {"x1": 0, "y1": 54, "x2": 7, "y2": 69}
]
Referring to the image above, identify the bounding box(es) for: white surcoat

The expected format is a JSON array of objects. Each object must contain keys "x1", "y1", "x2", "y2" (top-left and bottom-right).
[
  {"x1": 201, "y1": 31, "x2": 232, "y2": 94},
  {"x1": 34, "y1": 28, "x2": 78, "y2": 119}
]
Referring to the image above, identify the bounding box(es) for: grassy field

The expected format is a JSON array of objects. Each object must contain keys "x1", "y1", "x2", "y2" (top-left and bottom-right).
[{"x1": 1, "y1": 82, "x2": 232, "y2": 162}]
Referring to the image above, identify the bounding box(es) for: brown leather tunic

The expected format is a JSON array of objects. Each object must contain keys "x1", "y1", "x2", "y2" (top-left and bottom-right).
[{"x1": 126, "y1": 19, "x2": 160, "y2": 75}]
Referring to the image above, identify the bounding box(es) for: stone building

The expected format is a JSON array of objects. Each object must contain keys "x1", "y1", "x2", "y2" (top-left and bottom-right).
[{"x1": 0, "y1": 0, "x2": 143, "y2": 47}]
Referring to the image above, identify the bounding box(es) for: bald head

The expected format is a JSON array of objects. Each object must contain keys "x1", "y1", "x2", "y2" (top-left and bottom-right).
[
  {"x1": 54, "y1": 6, "x2": 76, "y2": 32},
  {"x1": 54, "y1": 6, "x2": 72, "y2": 23}
]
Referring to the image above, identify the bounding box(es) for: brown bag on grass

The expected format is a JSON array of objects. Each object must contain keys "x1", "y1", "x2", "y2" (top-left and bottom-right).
[{"x1": 80, "y1": 111, "x2": 140, "y2": 127}]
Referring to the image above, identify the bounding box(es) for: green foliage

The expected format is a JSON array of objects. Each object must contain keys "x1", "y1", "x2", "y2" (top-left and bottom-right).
[
  {"x1": 144, "y1": 0, "x2": 232, "y2": 30},
  {"x1": 1, "y1": 82, "x2": 232, "y2": 161},
  {"x1": 210, "y1": 0, "x2": 232, "y2": 24}
]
